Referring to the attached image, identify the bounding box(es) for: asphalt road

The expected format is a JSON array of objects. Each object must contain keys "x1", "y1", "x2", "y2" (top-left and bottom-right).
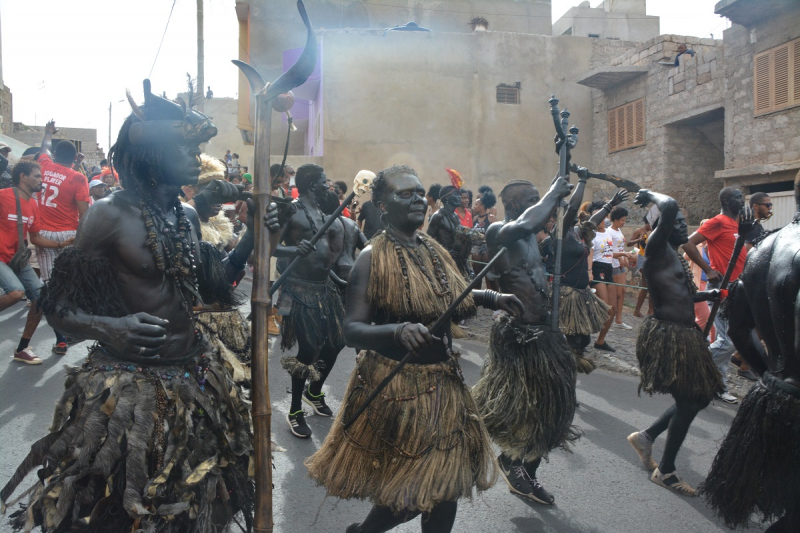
[{"x1": 0, "y1": 297, "x2": 767, "y2": 533}]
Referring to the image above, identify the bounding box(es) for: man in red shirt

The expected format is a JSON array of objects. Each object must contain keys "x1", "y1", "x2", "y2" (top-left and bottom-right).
[
  {"x1": 684, "y1": 187, "x2": 756, "y2": 404},
  {"x1": 36, "y1": 121, "x2": 90, "y2": 355},
  {"x1": 0, "y1": 161, "x2": 74, "y2": 364}
]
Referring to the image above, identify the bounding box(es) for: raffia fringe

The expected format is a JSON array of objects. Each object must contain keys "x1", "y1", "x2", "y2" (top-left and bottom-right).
[
  {"x1": 472, "y1": 317, "x2": 579, "y2": 462},
  {"x1": 196, "y1": 309, "x2": 251, "y2": 384},
  {"x1": 636, "y1": 316, "x2": 724, "y2": 402},
  {"x1": 305, "y1": 351, "x2": 496, "y2": 514},
  {"x1": 367, "y1": 233, "x2": 475, "y2": 327},
  {"x1": 559, "y1": 285, "x2": 610, "y2": 336},
  {"x1": 701, "y1": 378, "x2": 800, "y2": 529}
]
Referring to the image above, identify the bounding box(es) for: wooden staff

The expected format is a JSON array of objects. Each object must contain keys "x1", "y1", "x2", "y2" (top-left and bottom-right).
[
  {"x1": 703, "y1": 231, "x2": 747, "y2": 337},
  {"x1": 232, "y1": 2, "x2": 316, "y2": 531},
  {"x1": 343, "y1": 247, "x2": 509, "y2": 430},
  {"x1": 548, "y1": 96, "x2": 578, "y2": 333}
]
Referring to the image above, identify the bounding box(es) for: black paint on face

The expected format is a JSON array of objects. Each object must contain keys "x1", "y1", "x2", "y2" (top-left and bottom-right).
[
  {"x1": 516, "y1": 187, "x2": 541, "y2": 213},
  {"x1": 441, "y1": 189, "x2": 461, "y2": 208},
  {"x1": 380, "y1": 174, "x2": 427, "y2": 231},
  {"x1": 669, "y1": 210, "x2": 689, "y2": 246},
  {"x1": 160, "y1": 142, "x2": 203, "y2": 187}
]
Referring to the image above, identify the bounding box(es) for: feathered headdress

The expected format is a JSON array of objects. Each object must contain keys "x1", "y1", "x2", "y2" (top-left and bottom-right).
[{"x1": 446, "y1": 168, "x2": 463, "y2": 189}]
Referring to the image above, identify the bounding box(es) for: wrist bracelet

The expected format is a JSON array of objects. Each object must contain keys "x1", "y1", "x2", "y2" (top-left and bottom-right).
[
  {"x1": 394, "y1": 322, "x2": 410, "y2": 346},
  {"x1": 483, "y1": 290, "x2": 500, "y2": 310},
  {"x1": 603, "y1": 203, "x2": 614, "y2": 212}
]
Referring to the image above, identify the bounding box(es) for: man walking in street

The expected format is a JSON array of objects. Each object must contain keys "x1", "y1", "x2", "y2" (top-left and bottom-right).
[
  {"x1": 35, "y1": 120, "x2": 90, "y2": 356},
  {"x1": 683, "y1": 187, "x2": 752, "y2": 404},
  {"x1": 0, "y1": 161, "x2": 75, "y2": 364}
]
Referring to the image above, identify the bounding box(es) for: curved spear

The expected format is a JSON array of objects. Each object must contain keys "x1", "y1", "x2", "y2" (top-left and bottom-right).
[{"x1": 232, "y1": 2, "x2": 316, "y2": 532}]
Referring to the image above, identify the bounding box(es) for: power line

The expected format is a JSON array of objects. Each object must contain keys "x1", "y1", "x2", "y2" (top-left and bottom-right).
[{"x1": 149, "y1": 0, "x2": 179, "y2": 78}]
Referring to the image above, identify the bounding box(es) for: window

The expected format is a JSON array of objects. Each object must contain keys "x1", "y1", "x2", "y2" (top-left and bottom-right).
[
  {"x1": 608, "y1": 98, "x2": 645, "y2": 153},
  {"x1": 496, "y1": 83, "x2": 521, "y2": 105},
  {"x1": 754, "y1": 37, "x2": 800, "y2": 116},
  {"x1": 588, "y1": 33, "x2": 600, "y2": 38}
]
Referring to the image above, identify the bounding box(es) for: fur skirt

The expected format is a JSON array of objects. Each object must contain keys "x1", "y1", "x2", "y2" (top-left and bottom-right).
[
  {"x1": 701, "y1": 374, "x2": 800, "y2": 529},
  {"x1": 0, "y1": 344, "x2": 254, "y2": 533},
  {"x1": 636, "y1": 316, "x2": 724, "y2": 402},
  {"x1": 472, "y1": 317, "x2": 579, "y2": 462},
  {"x1": 559, "y1": 285, "x2": 609, "y2": 336},
  {"x1": 196, "y1": 309, "x2": 251, "y2": 385},
  {"x1": 305, "y1": 351, "x2": 496, "y2": 514}
]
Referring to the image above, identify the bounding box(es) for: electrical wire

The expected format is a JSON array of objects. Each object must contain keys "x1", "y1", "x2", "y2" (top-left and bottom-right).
[{"x1": 149, "y1": 0, "x2": 179, "y2": 78}]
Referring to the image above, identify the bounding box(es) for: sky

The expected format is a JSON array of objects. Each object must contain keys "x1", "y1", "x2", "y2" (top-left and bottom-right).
[{"x1": 0, "y1": 0, "x2": 730, "y2": 155}]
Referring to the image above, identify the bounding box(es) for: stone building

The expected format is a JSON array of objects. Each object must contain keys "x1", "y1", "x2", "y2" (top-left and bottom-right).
[
  {"x1": 7, "y1": 124, "x2": 105, "y2": 169},
  {"x1": 0, "y1": 9, "x2": 12, "y2": 135},
  {"x1": 553, "y1": 0, "x2": 660, "y2": 42},
  {"x1": 578, "y1": 0, "x2": 800, "y2": 226}
]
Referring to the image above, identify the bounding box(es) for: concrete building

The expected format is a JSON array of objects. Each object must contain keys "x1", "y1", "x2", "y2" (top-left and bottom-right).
[
  {"x1": 7, "y1": 124, "x2": 105, "y2": 169},
  {"x1": 577, "y1": 0, "x2": 800, "y2": 227},
  {"x1": 553, "y1": 0, "x2": 660, "y2": 42},
  {"x1": 234, "y1": 0, "x2": 637, "y2": 207}
]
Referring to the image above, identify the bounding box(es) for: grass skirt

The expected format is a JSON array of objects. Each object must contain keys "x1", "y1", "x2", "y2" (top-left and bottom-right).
[
  {"x1": 636, "y1": 316, "x2": 724, "y2": 402},
  {"x1": 196, "y1": 309, "x2": 251, "y2": 385},
  {"x1": 701, "y1": 374, "x2": 800, "y2": 529},
  {"x1": 305, "y1": 351, "x2": 496, "y2": 514},
  {"x1": 472, "y1": 317, "x2": 579, "y2": 462},
  {"x1": 559, "y1": 285, "x2": 609, "y2": 336},
  {"x1": 278, "y1": 277, "x2": 344, "y2": 353},
  {"x1": 1, "y1": 345, "x2": 254, "y2": 533}
]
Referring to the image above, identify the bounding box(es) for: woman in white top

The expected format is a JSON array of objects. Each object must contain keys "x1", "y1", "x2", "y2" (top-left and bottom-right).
[
  {"x1": 608, "y1": 207, "x2": 636, "y2": 330},
  {"x1": 588, "y1": 201, "x2": 617, "y2": 352}
]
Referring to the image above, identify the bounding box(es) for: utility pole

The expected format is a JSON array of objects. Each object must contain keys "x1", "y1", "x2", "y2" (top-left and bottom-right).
[{"x1": 197, "y1": 0, "x2": 204, "y2": 111}]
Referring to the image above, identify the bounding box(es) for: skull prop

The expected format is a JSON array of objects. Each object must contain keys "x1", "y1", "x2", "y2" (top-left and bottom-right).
[{"x1": 353, "y1": 169, "x2": 376, "y2": 197}]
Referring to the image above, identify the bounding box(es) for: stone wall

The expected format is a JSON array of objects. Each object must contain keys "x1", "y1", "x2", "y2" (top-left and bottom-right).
[
  {"x1": 8, "y1": 124, "x2": 105, "y2": 168},
  {"x1": 718, "y1": 10, "x2": 800, "y2": 187},
  {"x1": 0, "y1": 85, "x2": 11, "y2": 135},
  {"x1": 589, "y1": 35, "x2": 726, "y2": 223}
]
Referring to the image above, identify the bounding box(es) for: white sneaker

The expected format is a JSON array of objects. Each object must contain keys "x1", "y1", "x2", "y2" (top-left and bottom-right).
[
  {"x1": 614, "y1": 322, "x2": 633, "y2": 330},
  {"x1": 717, "y1": 391, "x2": 738, "y2": 404}
]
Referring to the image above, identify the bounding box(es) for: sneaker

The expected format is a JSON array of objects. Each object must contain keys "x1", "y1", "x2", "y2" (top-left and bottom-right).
[
  {"x1": 497, "y1": 455, "x2": 534, "y2": 499},
  {"x1": 717, "y1": 391, "x2": 738, "y2": 404},
  {"x1": 459, "y1": 319, "x2": 469, "y2": 329},
  {"x1": 627, "y1": 431, "x2": 658, "y2": 471},
  {"x1": 303, "y1": 388, "x2": 333, "y2": 417},
  {"x1": 529, "y1": 477, "x2": 555, "y2": 505},
  {"x1": 737, "y1": 368, "x2": 758, "y2": 381},
  {"x1": 650, "y1": 468, "x2": 697, "y2": 497},
  {"x1": 52, "y1": 342, "x2": 68, "y2": 356},
  {"x1": 13, "y1": 348, "x2": 42, "y2": 365},
  {"x1": 613, "y1": 322, "x2": 633, "y2": 330},
  {"x1": 593, "y1": 342, "x2": 616, "y2": 353},
  {"x1": 286, "y1": 410, "x2": 312, "y2": 438}
]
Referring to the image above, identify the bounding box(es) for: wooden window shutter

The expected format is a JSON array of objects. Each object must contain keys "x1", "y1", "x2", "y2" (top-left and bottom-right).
[
  {"x1": 754, "y1": 37, "x2": 800, "y2": 116},
  {"x1": 608, "y1": 108, "x2": 617, "y2": 152},
  {"x1": 794, "y1": 39, "x2": 800, "y2": 104},
  {"x1": 608, "y1": 98, "x2": 645, "y2": 153},
  {"x1": 774, "y1": 44, "x2": 790, "y2": 108},
  {"x1": 634, "y1": 99, "x2": 645, "y2": 144}
]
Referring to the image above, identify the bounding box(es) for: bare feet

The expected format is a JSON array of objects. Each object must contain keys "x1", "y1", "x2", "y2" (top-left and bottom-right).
[{"x1": 633, "y1": 310, "x2": 644, "y2": 318}]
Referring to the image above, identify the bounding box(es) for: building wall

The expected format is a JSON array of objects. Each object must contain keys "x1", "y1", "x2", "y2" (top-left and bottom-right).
[
  {"x1": 717, "y1": 8, "x2": 800, "y2": 189},
  {"x1": 201, "y1": 97, "x2": 255, "y2": 165},
  {"x1": 589, "y1": 35, "x2": 726, "y2": 223},
  {"x1": 8, "y1": 124, "x2": 105, "y2": 168},
  {"x1": 553, "y1": 2, "x2": 659, "y2": 42},
  {"x1": 319, "y1": 29, "x2": 601, "y2": 211}
]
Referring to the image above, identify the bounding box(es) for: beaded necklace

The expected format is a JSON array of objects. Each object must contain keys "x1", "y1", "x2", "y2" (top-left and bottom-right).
[
  {"x1": 140, "y1": 197, "x2": 203, "y2": 342},
  {"x1": 385, "y1": 229, "x2": 452, "y2": 310},
  {"x1": 676, "y1": 248, "x2": 698, "y2": 295}
]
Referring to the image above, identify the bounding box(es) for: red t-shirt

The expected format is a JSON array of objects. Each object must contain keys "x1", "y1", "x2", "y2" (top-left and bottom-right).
[
  {"x1": 698, "y1": 213, "x2": 748, "y2": 282},
  {"x1": 37, "y1": 153, "x2": 90, "y2": 232},
  {"x1": 457, "y1": 209, "x2": 473, "y2": 228},
  {"x1": 0, "y1": 188, "x2": 41, "y2": 264}
]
